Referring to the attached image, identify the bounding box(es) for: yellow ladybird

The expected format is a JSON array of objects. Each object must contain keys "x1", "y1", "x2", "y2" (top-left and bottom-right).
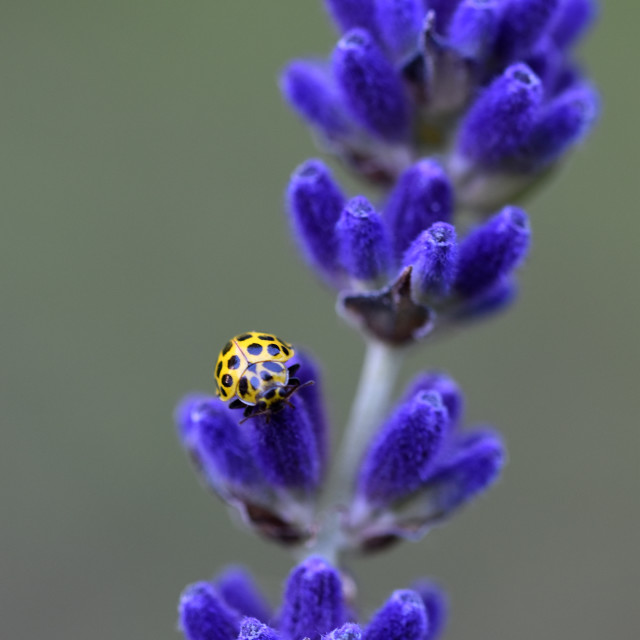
[{"x1": 214, "y1": 331, "x2": 309, "y2": 420}]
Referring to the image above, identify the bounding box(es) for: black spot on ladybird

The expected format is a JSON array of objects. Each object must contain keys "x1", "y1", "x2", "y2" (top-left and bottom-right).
[
  {"x1": 222, "y1": 341, "x2": 232, "y2": 355},
  {"x1": 267, "y1": 343, "x2": 281, "y2": 356},
  {"x1": 260, "y1": 371, "x2": 273, "y2": 382},
  {"x1": 237, "y1": 333, "x2": 252, "y2": 341},
  {"x1": 220, "y1": 388, "x2": 227, "y2": 397},
  {"x1": 258, "y1": 334, "x2": 273, "y2": 341},
  {"x1": 227, "y1": 355, "x2": 240, "y2": 370},
  {"x1": 263, "y1": 361, "x2": 281, "y2": 373},
  {"x1": 265, "y1": 389, "x2": 276, "y2": 399},
  {"x1": 221, "y1": 374, "x2": 233, "y2": 388},
  {"x1": 281, "y1": 345, "x2": 290, "y2": 356},
  {"x1": 247, "y1": 343, "x2": 263, "y2": 356},
  {"x1": 251, "y1": 376, "x2": 260, "y2": 389},
  {"x1": 278, "y1": 388, "x2": 286, "y2": 396},
  {"x1": 216, "y1": 361, "x2": 222, "y2": 377},
  {"x1": 258, "y1": 401, "x2": 267, "y2": 411},
  {"x1": 238, "y1": 377, "x2": 248, "y2": 395}
]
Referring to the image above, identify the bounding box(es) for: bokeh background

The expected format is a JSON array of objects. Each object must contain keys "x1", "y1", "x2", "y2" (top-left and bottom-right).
[{"x1": 1, "y1": 2, "x2": 638, "y2": 639}]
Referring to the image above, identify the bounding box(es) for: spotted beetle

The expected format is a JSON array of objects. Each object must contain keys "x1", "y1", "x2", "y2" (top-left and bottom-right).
[{"x1": 214, "y1": 331, "x2": 311, "y2": 421}]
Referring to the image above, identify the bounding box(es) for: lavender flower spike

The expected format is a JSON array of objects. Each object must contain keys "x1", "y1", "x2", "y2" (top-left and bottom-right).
[{"x1": 280, "y1": 557, "x2": 346, "y2": 640}]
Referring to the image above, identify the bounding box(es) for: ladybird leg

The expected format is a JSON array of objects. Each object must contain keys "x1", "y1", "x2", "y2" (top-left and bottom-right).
[
  {"x1": 229, "y1": 399, "x2": 245, "y2": 410},
  {"x1": 287, "y1": 363, "x2": 300, "y2": 376},
  {"x1": 288, "y1": 377, "x2": 300, "y2": 386}
]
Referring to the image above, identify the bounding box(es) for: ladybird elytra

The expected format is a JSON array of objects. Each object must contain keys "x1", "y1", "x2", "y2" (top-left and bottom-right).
[{"x1": 214, "y1": 331, "x2": 305, "y2": 420}]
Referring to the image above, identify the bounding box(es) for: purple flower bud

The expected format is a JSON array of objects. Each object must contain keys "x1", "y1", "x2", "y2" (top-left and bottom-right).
[
  {"x1": 336, "y1": 196, "x2": 391, "y2": 281},
  {"x1": 280, "y1": 61, "x2": 351, "y2": 138},
  {"x1": 426, "y1": 0, "x2": 464, "y2": 32},
  {"x1": 456, "y1": 63, "x2": 543, "y2": 169},
  {"x1": 448, "y1": 0, "x2": 499, "y2": 60},
  {"x1": 454, "y1": 278, "x2": 517, "y2": 320},
  {"x1": 280, "y1": 557, "x2": 346, "y2": 640},
  {"x1": 215, "y1": 567, "x2": 272, "y2": 623},
  {"x1": 411, "y1": 581, "x2": 448, "y2": 640},
  {"x1": 403, "y1": 222, "x2": 458, "y2": 299},
  {"x1": 324, "y1": 0, "x2": 379, "y2": 36},
  {"x1": 375, "y1": 0, "x2": 423, "y2": 59},
  {"x1": 364, "y1": 590, "x2": 428, "y2": 640},
  {"x1": 525, "y1": 36, "x2": 563, "y2": 90},
  {"x1": 326, "y1": 623, "x2": 363, "y2": 640},
  {"x1": 290, "y1": 350, "x2": 330, "y2": 474},
  {"x1": 385, "y1": 160, "x2": 453, "y2": 262},
  {"x1": 426, "y1": 429, "x2": 505, "y2": 516},
  {"x1": 358, "y1": 392, "x2": 450, "y2": 506},
  {"x1": 551, "y1": 0, "x2": 596, "y2": 49},
  {"x1": 455, "y1": 206, "x2": 530, "y2": 299},
  {"x1": 174, "y1": 393, "x2": 212, "y2": 446},
  {"x1": 333, "y1": 29, "x2": 411, "y2": 142},
  {"x1": 402, "y1": 372, "x2": 464, "y2": 429},
  {"x1": 248, "y1": 402, "x2": 320, "y2": 490},
  {"x1": 526, "y1": 84, "x2": 599, "y2": 169},
  {"x1": 494, "y1": 0, "x2": 560, "y2": 62},
  {"x1": 239, "y1": 619, "x2": 281, "y2": 640},
  {"x1": 183, "y1": 398, "x2": 261, "y2": 489},
  {"x1": 179, "y1": 582, "x2": 241, "y2": 640},
  {"x1": 287, "y1": 160, "x2": 345, "y2": 281}
]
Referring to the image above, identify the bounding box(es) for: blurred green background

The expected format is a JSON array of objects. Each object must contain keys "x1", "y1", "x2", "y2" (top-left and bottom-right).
[{"x1": 1, "y1": 2, "x2": 638, "y2": 639}]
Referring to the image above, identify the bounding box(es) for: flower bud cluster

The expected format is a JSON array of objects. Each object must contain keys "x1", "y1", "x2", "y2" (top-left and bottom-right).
[
  {"x1": 288, "y1": 158, "x2": 530, "y2": 344},
  {"x1": 177, "y1": 358, "x2": 504, "y2": 552},
  {"x1": 180, "y1": 557, "x2": 448, "y2": 640},
  {"x1": 282, "y1": 0, "x2": 598, "y2": 209}
]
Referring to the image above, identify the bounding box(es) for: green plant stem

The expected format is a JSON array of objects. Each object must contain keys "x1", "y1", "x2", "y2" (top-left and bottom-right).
[{"x1": 303, "y1": 340, "x2": 405, "y2": 564}]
